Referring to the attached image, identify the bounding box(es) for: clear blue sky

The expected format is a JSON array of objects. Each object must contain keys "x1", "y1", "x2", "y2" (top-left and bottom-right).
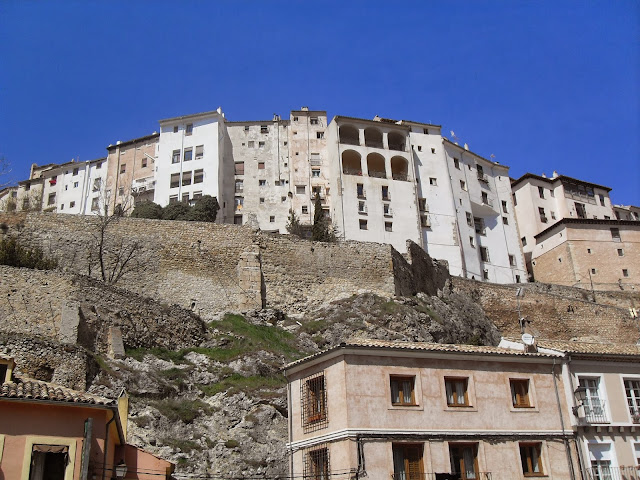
[{"x1": 1, "y1": 1, "x2": 638, "y2": 204}]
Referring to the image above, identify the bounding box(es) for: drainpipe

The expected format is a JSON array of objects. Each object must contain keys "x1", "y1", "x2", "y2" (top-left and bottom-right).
[
  {"x1": 565, "y1": 355, "x2": 586, "y2": 480},
  {"x1": 287, "y1": 377, "x2": 294, "y2": 480},
  {"x1": 354, "y1": 435, "x2": 366, "y2": 479},
  {"x1": 552, "y1": 358, "x2": 577, "y2": 480},
  {"x1": 102, "y1": 410, "x2": 117, "y2": 480}
]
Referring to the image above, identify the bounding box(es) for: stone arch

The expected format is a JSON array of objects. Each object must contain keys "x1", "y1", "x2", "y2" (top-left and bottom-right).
[
  {"x1": 391, "y1": 156, "x2": 409, "y2": 181},
  {"x1": 364, "y1": 127, "x2": 383, "y2": 148},
  {"x1": 388, "y1": 131, "x2": 406, "y2": 151},
  {"x1": 366, "y1": 153, "x2": 386, "y2": 178},
  {"x1": 342, "y1": 150, "x2": 362, "y2": 175},
  {"x1": 339, "y1": 125, "x2": 360, "y2": 146}
]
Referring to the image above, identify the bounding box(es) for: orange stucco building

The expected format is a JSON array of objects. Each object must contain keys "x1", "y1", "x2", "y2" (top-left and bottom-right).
[{"x1": 0, "y1": 354, "x2": 173, "y2": 480}]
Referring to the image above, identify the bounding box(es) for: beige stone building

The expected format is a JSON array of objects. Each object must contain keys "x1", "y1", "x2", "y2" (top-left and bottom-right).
[
  {"x1": 530, "y1": 219, "x2": 640, "y2": 290},
  {"x1": 614, "y1": 205, "x2": 640, "y2": 222},
  {"x1": 284, "y1": 340, "x2": 579, "y2": 480}
]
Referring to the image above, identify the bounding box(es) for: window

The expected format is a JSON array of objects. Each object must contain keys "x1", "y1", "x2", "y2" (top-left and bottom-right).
[
  {"x1": 579, "y1": 378, "x2": 607, "y2": 423},
  {"x1": 618, "y1": 248, "x2": 624, "y2": 256},
  {"x1": 551, "y1": 211, "x2": 556, "y2": 220},
  {"x1": 195, "y1": 145, "x2": 204, "y2": 159},
  {"x1": 60, "y1": 204, "x2": 64, "y2": 210},
  {"x1": 591, "y1": 268, "x2": 597, "y2": 275},
  {"x1": 509, "y1": 254, "x2": 516, "y2": 267},
  {"x1": 359, "y1": 219, "x2": 367, "y2": 230},
  {"x1": 184, "y1": 148, "x2": 193, "y2": 162},
  {"x1": 301, "y1": 373, "x2": 327, "y2": 429},
  {"x1": 522, "y1": 237, "x2": 527, "y2": 247},
  {"x1": 611, "y1": 228, "x2": 621, "y2": 242},
  {"x1": 192, "y1": 191, "x2": 202, "y2": 200},
  {"x1": 538, "y1": 207, "x2": 547, "y2": 223},
  {"x1": 460, "y1": 180, "x2": 467, "y2": 191},
  {"x1": 588, "y1": 444, "x2": 613, "y2": 479},
  {"x1": 513, "y1": 192, "x2": 517, "y2": 206},
  {"x1": 169, "y1": 195, "x2": 178, "y2": 204},
  {"x1": 449, "y1": 444, "x2": 478, "y2": 480},
  {"x1": 182, "y1": 193, "x2": 190, "y2": 203},
  {"x1": 305, "y1": 447, "x2": 329, "y2": 480},
  {"x1": 623, "y1": 269, "x2": 630, "y2": 278},
  {"x1": 358, "y1": 201, "x2": 366, "y2": 214},
  {"x1": 170, "y1": 173, "x2": 180, "y2": 188},
  {"x1": 474, "y1": 217, "x2": 485, "y2": 235},
  {"x1": 454, "y1": 158, "x2": 460, "y2": 169},
  {"x1": 357, "y1": 183, "x2": 365, "y2": 198},
  {"x1": 417, "y1": 146, "x2": 422, "y2": 152},
  {"x1": 72, "y1": 167, "x2": 79, "y2": 176},
  {"x1": 118, "y1": 187, "x2": 124, "y2": 196},
  {"x1": 317, "y1": 132, "x2": 324, "y2": 139},
  {"x1": 310, "y1": 117, "x2": 319, "y2": 125},
  {"x1": 483, "y1": 269, "x2": 489, "y2": 280},
  {"x1": 172, "y1": 150, "x2": 180, "y2": 164},
  {"x1": 480, "y1": 247, "x2": 490, "y2": 263},
  {"x1": 503, "y1": 216, "x2": 509, "y2": 225},
  {"x1": 445, "y1": 378, "x2": 469, "y2": 406},
  {"x1": 624, "y1": 379, "x2": 640, "y2": 419},
  {"x1": 587, "y1": 248, "x2": 592, "y2": 254},
  {"x1": 234, "y1": 197, "x2": 243, "y2": 209},
  {"x1": 423, "y1": 128, "x2": 429, "y2": 134},
  {"x1": 392, "y1": 444, "x2": 424, "y2": 480},
  {"x1": 469, "y1": 236, "x2": 475, "y2": 248},
  {"x1": 390, "y1": 376, "x2": 415, "y2": 405},
  {"x1": 96, "y1": 162, "x2": 102, "y2": 169},
  {"x1": 481, "y1": 192, "x2": 489, "y2": 205},
  {"x1": 29, "y1": 444, "x2": 71, "y2": 480},
  {"x1": 141, "y1": 158, "x2": 147, "y2": 168},
  {"x1": 91, "y1": 197, "x2": 99, "y2": 212},
  {"x1": 431, "y1": 148, "x2": 435, "y2": 154},
  {"x1": 302, "y1": 206, "x2": 308, "y2": 214},
  {"x1": 516, "y1": 275, "x2": 521, "y2": 283},
  {"x1": 120, "y1": 163, "x2": 127, "y2": 174},
  {"x1": 520, "y1": 443, "x2": 543, "y2": 476},
  {"x1": 270, "y1": 216, "x2": 275, "y2": 223},
  {"x1": 418, "y1": 198, "x2": 427, "y2": 212},
  {"x1": 235, "y1": 180, "x2": 243, "y2": 193},
  {"x1": 193, "y1": 169, "x2": 204, "y2": 184},
  {"x1": 312, "y1": 169, "x2": 320, "y2": 178},
  {"x1": 92, "y1": 178, "x2": 101, "y2": 192},
  {"x1": 73, "y1": 181, "x2": 79, "y2": 188},
  {"x1": 47, "y1": 193, "x2": 56, "y2": 205},
  {"x1": 501, "y1": 200, "x2": 508, "y2": 213},
  {"x1": 260, "y1": 197, "x2": 265, "y2": 204},
  {"x1": 182, "y1": 171, "x2": 192, "y2": 186},
  {"x1": 465, "y1": 212, "x2": 473, "y2": 227},
  {"x1": 429, "y1": 177, "x2": 437, "y2": 186},
  {"x1": 538, "y1": 186, "x2": 545, "y2": 198},
  {"x1": 382, "y1": 185, "x2": 389, "y2": 201},
  {"x1": 248, "y1": 141, "x2": 255, "y2": 148},
  {"x1": 259, "y1": 179, "x2": 266, "y2": 187},
  {"x1": 234, "y1": 215, "x2": 243, "y2": 224},
  {"x1": 599, "y1": 194, "x2": 605, "y2": 206},
  {"x1": 385, "y1": 222, "x2": 393, "y2": 232},
  {"x1": 510, "y1": 379, "x2": 531, "y2": 407},
  {"x1": 259, "y1": 141, "x2": 265, "y2": 148},
  {"x1": 186, "y1": 123, "x2": 193, "y2": 136},
  {"x1": 173, "y1": 125, "x2": 179, "y2": 133},
  {"x1": 384, "y1": 204, "x2": 392, "y2": 216},
  {"x1": 235, "y1": 162, "x2": 244, "y2": 175},
  {"x1": 261, "y1": 125, "x2": 268, "y2": 133},
  {"x1": 293, "y1": 116, "x2": 298, "y2": 122},
  {"x1": 296, "y1": 185, "x2": 306, "y2": 195},
  {"x1": 281, "y1": 196, "x2": 286, "y2": 203}
]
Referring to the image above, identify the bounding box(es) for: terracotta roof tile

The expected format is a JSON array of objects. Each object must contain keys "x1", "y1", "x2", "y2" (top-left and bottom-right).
[
  {"x1": 0, "y1": 375, "x2": 116, "y2": 406},
  {"x1": 536, "y1": 340, "x2": 640, "y2": 357}
]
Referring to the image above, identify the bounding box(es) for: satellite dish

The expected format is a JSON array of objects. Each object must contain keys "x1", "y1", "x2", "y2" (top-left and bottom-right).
[{"x1": 522, "y1": 333, "x2": 535, "y2": 346}]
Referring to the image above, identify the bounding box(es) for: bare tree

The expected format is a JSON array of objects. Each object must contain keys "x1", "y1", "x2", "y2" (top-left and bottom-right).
[
  {"x1": 0, "y1": 156, "x2": 12, "y2": 190},
  {"x1": 87, "y1": 181, "x2": 145, "y2": 284}
]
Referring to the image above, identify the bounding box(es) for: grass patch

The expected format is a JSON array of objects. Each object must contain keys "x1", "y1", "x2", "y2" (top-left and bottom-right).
[
  {"x1": 416, "y1": 304, "x2": 443, "y2": 324},
  {"x1": 151, "y1": 398, "x2": 211, "y2": 424},
  {"x1": 224, "y1": 439, "x2": 240, "y2": 449},
  {"x1": 162, "y1": 438, "x2": 200, "y2": 453},
  {"x1": 199, "y1": 374, "x2": 287, "y2": 396},
  {"x1": 159, "y1": 367, "x2": 191, "y2": 381},
  {"x1": 381, "y1": 300, "x2": 399, "y2": 313},
  {"x1": 300, "y1": 319, "x2": 328, "y2": 335},
  {"x1": 126, "y1": 347, "x2": 192, "y2": 364}
]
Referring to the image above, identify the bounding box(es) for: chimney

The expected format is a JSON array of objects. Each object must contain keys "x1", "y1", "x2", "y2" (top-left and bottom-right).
[
  {"x1": 301, "y1": 106, "x2": 309, "y2": 111},
  {"x1": 464, "y1": 143, "x2": 469, "y2": 150},
  {"x1": 541, "y1": 173, "x2": 546, "y2": 178},
  {"x1": 552, "y1": 170, "x2": 559, "y2": 179}
]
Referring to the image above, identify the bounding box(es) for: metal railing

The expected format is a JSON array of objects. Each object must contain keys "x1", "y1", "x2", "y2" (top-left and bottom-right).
[
  {"x1": 388, "y1": 143, "x2": 406, "y2": 151},
  {"x1": 391, "y1": 472, "x2": 492, "y2": 480},
  {"x1": 477, "y1": 173, "x2": 489, "y2": 183},
  {"x1": 368, "y1": 170, "x2": 387, "y2": 179},
  {"x1": 392, "y1": 173, "x2": 409, "y2": 181},
  {"x1": 580, "y1": 400, "x2": 609, "y2": 424},
  {"x1": 584, "y1": 466, "x2": 640, "y2": 480},
  {"x1": 343, "y1": 168, "x2": 363, "y2": 176}
]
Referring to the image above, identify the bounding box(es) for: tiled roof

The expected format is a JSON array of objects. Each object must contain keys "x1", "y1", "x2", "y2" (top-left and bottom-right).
[
  {"x1": 285, "y1": 339, "x2": 558, "y2": 370},
  {"x1": 0, "y1": 375, "x2": 116, "y2": 406},
  {"x1": 536, "y1": 340, "x2": 640, "y2": 357},
  {"x1": 534, "y1": 218, "x2": 640, "y2": 239}
]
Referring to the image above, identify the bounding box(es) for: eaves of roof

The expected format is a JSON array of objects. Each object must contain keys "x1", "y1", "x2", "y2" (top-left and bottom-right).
[
  {"x1": 332, "y1": 115, "x2": 410, "y2": 130},
  {"x1": 159, "y1": 110, "x2": 221, "y2": 124},
  {"x1": 534, "y1": 218, "x2": 640, "y2": 239},
  {"x1": 511, "y1": 173, "x2": 612, "y2": 192},
  {"x1": 106, "y1": 133, "x2": 159, "y2": 151},
  {"x1": 442, "y1": 139, "x2": 509, "y2": 170}
]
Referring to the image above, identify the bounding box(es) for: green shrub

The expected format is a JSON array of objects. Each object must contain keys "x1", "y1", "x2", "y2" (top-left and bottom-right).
[
  {"x1": 200, "y1": 373, "x2": 286, "y2": 396},
  {"x1": 130, "y1": 201, "x2": 163, "y2": 219},
  {"x1": 224, "y1": 439, "x2": 239, "y2": 449},
  {"x1": 151, "y1": 398, "x2": 210, "y2": 424},
  {"x1": 0, "y1": 237, "x2": 57, "y2": 270}
]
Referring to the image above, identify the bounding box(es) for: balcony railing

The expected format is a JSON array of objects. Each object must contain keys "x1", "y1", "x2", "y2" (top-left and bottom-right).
[
  {"x1": 340, "y1": 137, "x2": 360, "y2": 146},
  {"x1": 579, "y1": 400, "x2": 609, "y2": 424},
  {"x1": 391, "y1": 472, "x2": 492, "y2": 480},
  {"x1": 584, "y1": 466, "x2": 640, "y2": 480},
  {"x1": 477, "y1": 173, "x2": 489, "y2": 183},
  {"x1": 344, "y1": 168, "x2": 363, "y2": 176},
  {"x1": 392, "y1": 173, "x2": 408, "y2": 182},
  {"x1": 388, "y1": 143, "x2": 406, "y2": 151},
  {"x1": 365, "y1": 140, "x2": 384, "y2": 149},
  {"x1": 368, "y1": 170, "x2": 387, "y2": 179}
]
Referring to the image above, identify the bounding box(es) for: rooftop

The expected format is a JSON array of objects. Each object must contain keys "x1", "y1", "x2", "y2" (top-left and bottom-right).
[
  {"x1": 511, "y1": 172, "x2": 612, "y2": 192},
  {"x1": 534, "y1": 217, "x2": 640, "y2": 239},
  {"x1": 158, "y1": 109, "x2": 222, "y2": 124},
  {"x1": 537, "y1": 340, "x2": 640, "y2": 358},
  {"x1": 106, "y1": 133, "x2": 159, "y2": 151},
  {"x1": 0, "y1": 374, "x2": 116, "y2": 407}
]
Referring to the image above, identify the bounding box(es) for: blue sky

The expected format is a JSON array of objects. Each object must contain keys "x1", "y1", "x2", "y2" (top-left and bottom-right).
[{"x1": 1, "y1": 1, "x2": 638, "y2": 204}]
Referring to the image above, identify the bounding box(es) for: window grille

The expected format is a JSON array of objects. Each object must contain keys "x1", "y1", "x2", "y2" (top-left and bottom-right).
[
  {"x1": 301, "y1": 372, "x2": 328, "y2": 432},
  {"x1": 304, "y1": 444, "x2": 329, "y2": 480}
]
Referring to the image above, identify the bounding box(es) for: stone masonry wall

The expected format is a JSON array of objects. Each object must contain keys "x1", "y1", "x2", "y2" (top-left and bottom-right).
[{"x1": 452, "y1": 278, "x2": 640, "y2": 344}]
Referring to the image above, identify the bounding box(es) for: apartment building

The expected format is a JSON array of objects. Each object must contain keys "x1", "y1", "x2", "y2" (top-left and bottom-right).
[
  {"x1": 154, "y1": 109, "x2": 232, "y2": 220},
  {"x1": 511, "y1": 172, "x2": 615, "y2": 267},
  {"x1": 614, "y1": 205, "x2": 640, "y2": 222},
  {"x1": 501, "y1": 339, "x2": 640, "y2": 479},
  {"x1": 105, "y1": 132, "x2": 159, "y2": 214},
  {"x1": 284, "y1": 340, "x2": 578, "y2": 480}
]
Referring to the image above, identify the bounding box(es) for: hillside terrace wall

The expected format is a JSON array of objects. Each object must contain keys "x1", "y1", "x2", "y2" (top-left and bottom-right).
[
  {"x1": 452, "y1": 277, "x2": 640, "y2": 344},
  {"x1": 1, "y1": 213, "x2": 399, "y2": 319}
]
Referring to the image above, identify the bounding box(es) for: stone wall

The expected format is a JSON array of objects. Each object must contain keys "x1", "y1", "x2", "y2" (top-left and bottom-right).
[{"x1": 452, "y1": 278, "x2": 640, "y2": 344}]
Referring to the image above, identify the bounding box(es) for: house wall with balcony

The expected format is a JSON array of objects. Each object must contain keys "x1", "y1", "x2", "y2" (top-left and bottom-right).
[
  {"x1": 155, "y1": 112, "x2": 223, "y2": 211},
  {"x1": 328, "y1": 118, "x2": 421, "y2": 253},
  {"x1": 286, "y1": 344, "x2": 577, "y2": 480},
  {"x1": 531, "y1": 221, "x2": 640, "y2": 289},
  {"x1": 226, "y1": 119, "x2": 291, "y2": 232},
  {"x1": 288, "y1": 110, "x2": 330, "y2": 230}
]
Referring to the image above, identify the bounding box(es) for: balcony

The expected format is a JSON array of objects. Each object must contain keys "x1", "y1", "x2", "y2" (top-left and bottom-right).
[
  {"x1": 392, "y1": 173, "x2": 408, "y2": 182},
  {"x1": 578, "y1": 400, "x2": 609, "y2": 424},
  {"x1": 584, "y1": 466, "x2": 640, "y2": 480},
  {"x1": 344, "y1": 167, "x2": 363, "y2": 176},
  {"x1": 477, "y1": 173, "x2": 489, "y2": 184},
  {"x1": 131, "y1": 178, "x2": 156, "y2": 194},
  {"x1": 391, "y1": 472, "x2": 493, "y2": 480},
  {"x1": 369, "y1": 170, "x2": 387, "y2": 179},
  {"x1": 470, "y1": 193, "x2": 498, "y2": 216}
]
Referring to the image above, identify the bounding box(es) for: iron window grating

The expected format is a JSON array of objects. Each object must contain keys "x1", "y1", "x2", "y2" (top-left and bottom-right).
[
  {"x1": 301, "y1": 371, "x2": 328, "y2": 432},
  {"x1": 304, "y1": 444, "x2": 330, "y2": 480}
]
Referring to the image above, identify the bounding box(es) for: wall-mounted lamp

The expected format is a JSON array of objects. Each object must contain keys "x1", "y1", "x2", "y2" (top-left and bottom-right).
[
  {"x1": 572, "y1": 386, "x2": 588, "y2": 415},
  {"x1": 115, "y1": 460, "x2": 128, "y2": 479}
]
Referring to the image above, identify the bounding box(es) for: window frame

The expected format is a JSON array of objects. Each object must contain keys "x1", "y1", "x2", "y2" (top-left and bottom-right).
[
  {"x1": 392, "y1": 443, "x2": 424, "y2": 480},
  {"x1": 301, "y1": 372, "x2": 328, "y2": 432},
  {"x1": 390, "y1": 375, "x2": 417, "y2": 406},
  {"x1": 510, "y1": 378, "x2": 533, "y2": 409},
  {"x1": 445, "y1": 377, "x2": 470, "y2": 407},
  {"x1": 519, "y1": 442, "x2": 544, "y2": 477},
  {"x1": 448, "y1": 442, "x2": 479, "y2": 480},
  {"x1": 304, "y1": 445, "x2": 329, "y2": 480}
]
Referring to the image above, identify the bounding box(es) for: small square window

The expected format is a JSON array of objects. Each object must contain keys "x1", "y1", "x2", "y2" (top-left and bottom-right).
[
  {"x1": 310, "y1": 117, "x2": 319, "y2": 125},
  {"x1": 417, "y1": 146, "x2": 422, "y2": 152},
  {"x1": 244, "y1": 125, "x2": 250, "y2": 131},
  {"x1": 172, "y1": 150, "x2": 180, "y2": 164},
  {"x1": 359, "y1": 219, "x2": 368, "y2": 230},
  {"x1": 120, "y1": 164, "x2": 127, "y2": 173},
  {"x1": 281, "y1": 196, "x2": 286, "y2": 203},
  {"x1": 623, "y1": 269, "x2": 629, "y2": 277},
  {"x1": 312, "y1": 169, "x2": 320, "y2": 178},
  {"x1": 258, "y1": 162, "x2": 265, "y2": 170},
  {"x1": 72, "y1": 167, "x2": 79, "y2": 176},
  {"x1": 390, "y1": 376, "x2": 415, "y2": 405},
  {"x1": 259, "y1": 141, "x2": 265, "y2": 148},
  {"x1": 235, "y1": 162, "x2": 245, "y2": 175},
  {"x1": 261, "y1": 125, "x2": 268, "y2": 133},
  {"x1": 293, "y1": 116, "x2": 299, "y2": 122},
  {"x1": 431, "y1": 148, "x2": 436, "y2": 154},
  {"x1": 618, "y1": 249, "x2": 624, "y2": 256},
  {"x1": 510, "y1": 379, "x2": 531, "y2": 407},
  {"x1": 73, "y1": 182, "x2": 79, "y2": 188},
  {"x1": 591, "y1": 268, "x2": 597, "y2": 274},
  {"x1": 587, "y1": 248, "x2": 592, "y2": 254},
  {"x1": 270, "y1": 216, "x2": 275, "y2": 223},
  {"x1": 186, "y1": 123, "x2": 193, "y2": 136},
  {"x1": 182, "y1": 193, "x2": 190, "y2": 203},
  {"x1": 184, "y1": 148, "x2": 193, "y2": 162},
  {"x1": 445, "y1": 378, "x2": 469, "y2": 406},
  {"x1": 194, "y1": 169, "x2": 204, "y2": 183},
  {"x1": 173, "y1": 125, "x2": 178, "y2": 133},
  {"x1": 259, "y1": 179, "x2": 266, "y2": 187},
  {"x1": 260, "y1": 197, "x2": 265, "y2": 204},
  {"x1": 385, "y1": 222, "x2": 393, "y2": 232},
  {"x1": 423, "y1": 128, "x2": 429, "y2": 134},
  {"x1": 429, "y1": 177, "x2": 437, "y2": 186},
  {"x1": 611, "y1": 228, "x2": 621, "y2": 241},
  {"x1": 454, "y1": 158, "x2": 460, "y2": 169},
  {"x1": 182, "y1": 171, "x2": 192, "y2": 186},
  {"x1": 302, "y1": 205, "x2": 308, "y2": 214},
  {"x1": 503, "y1": 216, "x2": 509, "y2": 225},
  {"x1": 296, "y1": 185, "x2": 306, "y2": 195},
  {"x1": 141, "y1": 158, "x2": 147, "y2": 168},
  {"x1": 195, "y1": 145, "x2": 204, "y2": 159},
  {"x1": 317, "y1": 132, "x2": 324, "y2": 139}
]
